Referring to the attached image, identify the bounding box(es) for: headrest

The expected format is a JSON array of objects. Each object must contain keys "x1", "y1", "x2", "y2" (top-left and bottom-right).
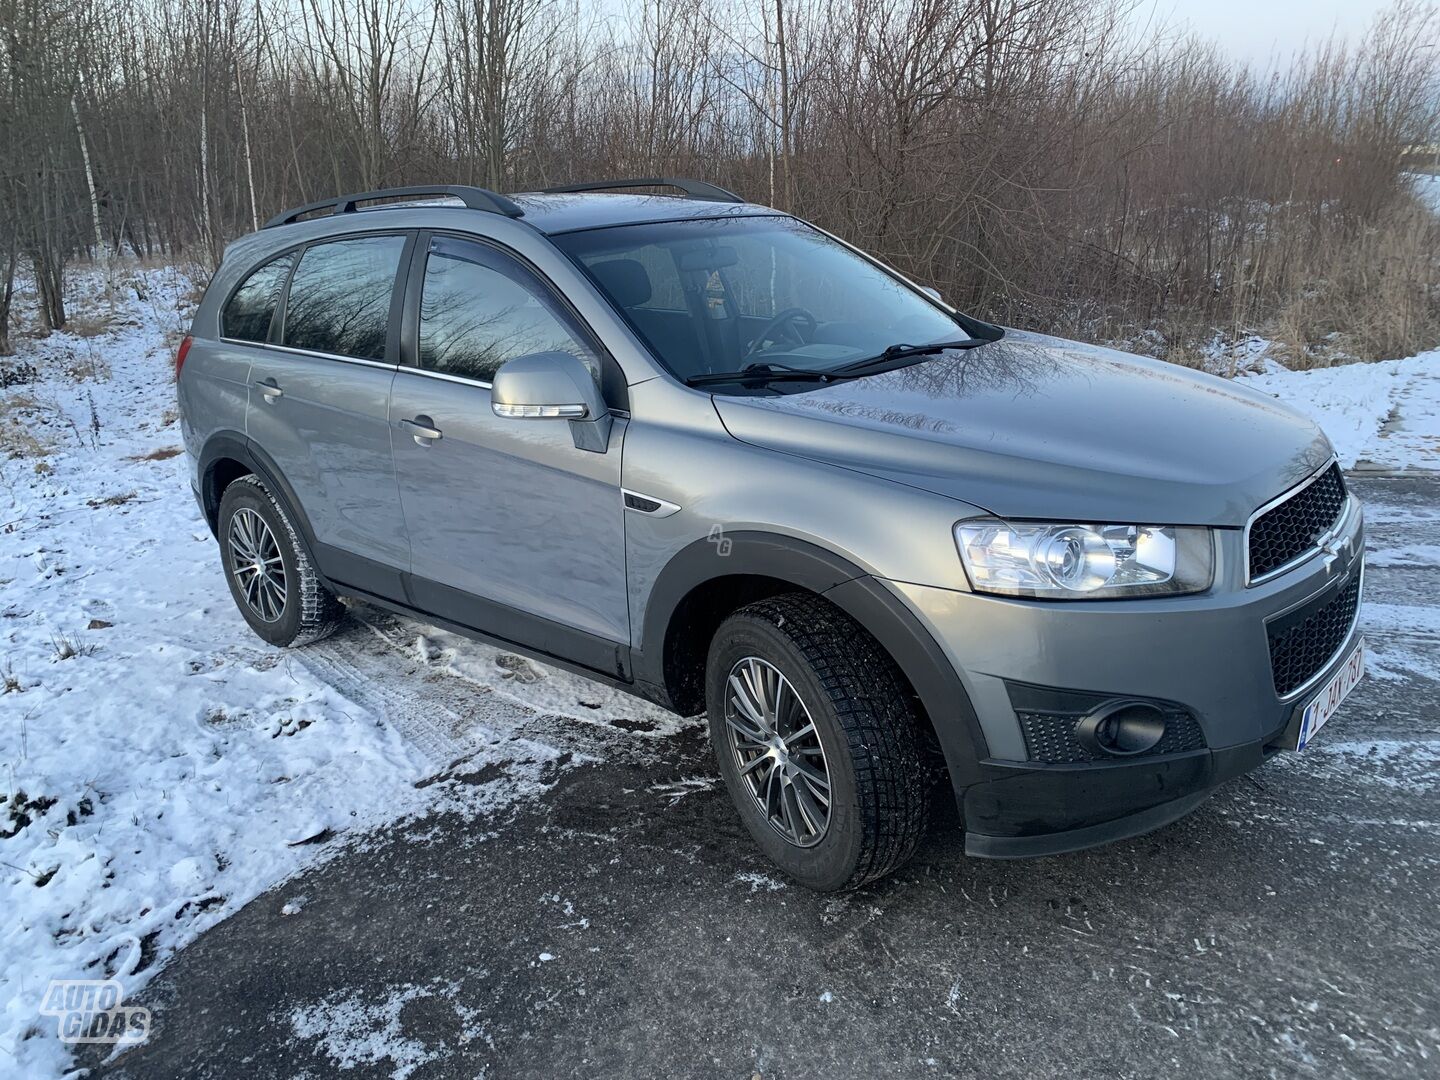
[{"x1": 590, "y1": 258, "x2": 652, "y2": 308}]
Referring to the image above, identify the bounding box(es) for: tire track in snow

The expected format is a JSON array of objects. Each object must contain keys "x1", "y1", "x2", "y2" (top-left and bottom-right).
[{"x1": 295, "y1": 603, "x2": 694, "y2": 775}]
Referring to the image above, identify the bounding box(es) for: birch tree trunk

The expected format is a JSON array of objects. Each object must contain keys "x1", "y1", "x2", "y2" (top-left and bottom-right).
[
  {"x1": 71, "y1": 90, "x2": 114, "y2": 308},
  {"x1": 235, "y1": 55, "x2": 259, "y2": 232}
]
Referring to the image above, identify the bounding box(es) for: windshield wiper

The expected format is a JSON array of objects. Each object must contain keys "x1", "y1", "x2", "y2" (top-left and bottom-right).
[
  {"x1": 684, "y1": 362, "x2": 842, "y2": 387},
  {"x1": 684, "y1": 339, "x2": 987, "y2": 388},
  {"x1": 829, "y1": 338, "x2": 986, "y2": 377}
]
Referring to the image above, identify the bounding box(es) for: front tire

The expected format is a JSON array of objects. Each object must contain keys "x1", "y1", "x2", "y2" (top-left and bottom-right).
[
  {"x1": 217, "y1": 475, "x2": 344, "y2": 647},
  {"x1": 705, "y1": 593, "x2": 929, "y2": 891}
]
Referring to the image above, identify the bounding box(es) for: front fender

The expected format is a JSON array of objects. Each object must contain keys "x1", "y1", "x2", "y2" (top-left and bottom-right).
[{"x1": 635, "y1": 530, "x2": 992, "y2": 794}]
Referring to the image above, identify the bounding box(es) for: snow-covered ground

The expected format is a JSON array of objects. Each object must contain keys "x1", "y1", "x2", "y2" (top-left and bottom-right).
[
  {"x1": 0, "y1": 262, "x2": 1435, "y2": 1078},
  {"x1": 0, "y1": 267, "x2": 680, "y2": 1078},
  {"x1": 1238, "y1": 350, "x2": 1440, "y2": 471}
]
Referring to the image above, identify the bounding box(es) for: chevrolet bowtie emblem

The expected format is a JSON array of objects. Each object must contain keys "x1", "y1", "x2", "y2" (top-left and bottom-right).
[{"x1": 1320, "y1": 533, "x2": 1352, "y2": 574}]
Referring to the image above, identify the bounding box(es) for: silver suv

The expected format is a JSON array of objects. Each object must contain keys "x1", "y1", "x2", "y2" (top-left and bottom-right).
[{"x1": 178, "y1": 178, "x2": 1366, "y2": 890}]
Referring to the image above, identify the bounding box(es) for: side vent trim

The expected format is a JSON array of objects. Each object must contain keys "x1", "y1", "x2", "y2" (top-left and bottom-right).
[{"x1": 622, "y1": 489, "x2": 682, "y2": 517}]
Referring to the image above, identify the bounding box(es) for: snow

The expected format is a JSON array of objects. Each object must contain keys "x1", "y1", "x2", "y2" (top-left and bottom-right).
[
  {"x1": 290, "y1": 984, "x2": 440, "y2": 1079},
  {"x1": 1237, "y1": 350, "x2": 1440, "y2": 470},
  {"x1": 0, "y1": 266, "x2": 588, "y2": 1078}
]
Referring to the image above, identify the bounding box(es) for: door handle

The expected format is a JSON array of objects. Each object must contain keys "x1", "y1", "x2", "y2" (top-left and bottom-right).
[
  {"x1": 255, "y1": 379, "x2": 283, "y2": 402},
  {"x1": 400, "y1": 417, "x2": 443, "y2": 444}
]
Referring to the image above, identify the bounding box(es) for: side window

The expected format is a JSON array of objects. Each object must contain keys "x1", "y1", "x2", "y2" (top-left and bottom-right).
[
  {"x1": 418, "y1": 239, "x2": 598, "y2": 384},
  {"x1": 222, "y1": 254, "x2": 292, "y2": 342},
  {"x1": 282, "y1": 235, "x2": 407, "y2": 361}
]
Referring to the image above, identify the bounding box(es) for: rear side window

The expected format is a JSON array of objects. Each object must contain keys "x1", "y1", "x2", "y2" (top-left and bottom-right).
[
  {"x1": 222, "y1": 254, "x2": 292, "y2": 342},
  {"x1": 418, "y1": 238, "x2": 598, "y2": 384},
  {"x1": 282, "y1": 235, "x2": 406, "y2": 361}
]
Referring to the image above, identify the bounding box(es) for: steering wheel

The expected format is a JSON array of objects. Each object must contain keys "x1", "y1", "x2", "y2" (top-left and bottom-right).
[{"x1": 743, "y1": 307, "x2": 817, "y2": 359}]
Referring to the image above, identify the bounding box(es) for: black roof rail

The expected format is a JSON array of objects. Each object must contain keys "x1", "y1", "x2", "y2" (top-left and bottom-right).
[
  {"x1": 262, "y1": 185, "x2": 525, "y2": 229},
  {"x1": 536, "y1": 177, "x2": 745, "y2": 203}
]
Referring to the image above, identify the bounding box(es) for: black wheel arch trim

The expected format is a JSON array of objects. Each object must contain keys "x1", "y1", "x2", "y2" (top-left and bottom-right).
[
  {"x1": 201, "y1": 433, "x2": 408, "y2": 600},
  {"x1": 199, "y1": 433, "x2": 319, "y2": 552},
  {"x1": 635, "y1": 530, "x2": 993, "y2": 792}
]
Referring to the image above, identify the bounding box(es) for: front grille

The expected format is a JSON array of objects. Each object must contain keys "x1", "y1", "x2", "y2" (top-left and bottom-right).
[
  {"x1": 1267, "y1": 570, "x2": 1362, "y2": 697},
  {"x1": 1248, "y1": 463, "x2": 1347, "y2": 581},
  {"x1": 1017, "y1": 706, "x2": 1206, "y2": 764}
]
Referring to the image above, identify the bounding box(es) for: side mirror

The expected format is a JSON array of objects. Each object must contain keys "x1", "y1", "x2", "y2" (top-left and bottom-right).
[
  {"x1": 491, "y1": 351, "x2": 612, "y2": 453},
  {"x1": 920, "y1": 285, "x2": 943, "y2": 303}
]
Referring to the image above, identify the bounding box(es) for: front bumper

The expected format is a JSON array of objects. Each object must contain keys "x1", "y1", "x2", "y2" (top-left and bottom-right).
[{"x1": 890, "y1": 501, "x2": 1364, "y2": 857}]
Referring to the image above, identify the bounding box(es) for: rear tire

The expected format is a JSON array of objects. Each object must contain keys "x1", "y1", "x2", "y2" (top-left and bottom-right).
[
  {"x1": 705, "y1": 593, "x2": 929, "y2": 891},
  {"x1": 217, "y1": 475, "x2": 344, "y2": 647}
]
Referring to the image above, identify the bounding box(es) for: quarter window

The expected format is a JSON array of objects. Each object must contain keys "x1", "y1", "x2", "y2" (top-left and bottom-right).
[
  {"x1": 282, "y1": 235, "x2": 406, "y2": 361},
  {"x1": 418, "y1": 238, "x2": 597, "y2": 384},
  {"x1": 222, "y1": 254, "x2": 292, "y2": 342}
]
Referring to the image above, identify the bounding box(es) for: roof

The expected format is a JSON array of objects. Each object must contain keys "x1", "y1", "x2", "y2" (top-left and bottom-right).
[{"x1": 505, "y1": 192, "x2": 777, "y2": 234}]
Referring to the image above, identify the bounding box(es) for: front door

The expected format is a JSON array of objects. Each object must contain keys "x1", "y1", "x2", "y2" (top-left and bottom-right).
[{"x1": 389, "y1": 234, "x2": 630, "y2": 671}]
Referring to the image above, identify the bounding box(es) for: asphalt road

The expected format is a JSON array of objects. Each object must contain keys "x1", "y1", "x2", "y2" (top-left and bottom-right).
[{"x1": 89, "y1": 477, "x2": 1440, "y2": 1079}]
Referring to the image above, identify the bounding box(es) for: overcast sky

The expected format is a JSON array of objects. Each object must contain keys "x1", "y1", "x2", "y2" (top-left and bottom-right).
[{"x1": 1137, "y1": 0, "x2": 1415, "y2": 66}]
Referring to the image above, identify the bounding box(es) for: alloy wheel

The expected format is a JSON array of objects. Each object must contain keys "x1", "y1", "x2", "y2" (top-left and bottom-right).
[
  {"x1": 227, "y1": 507, "x2": 287, "y2": 623},
  {"x1": 724, "y1": 656, "x2": 832, "y2": 847}
]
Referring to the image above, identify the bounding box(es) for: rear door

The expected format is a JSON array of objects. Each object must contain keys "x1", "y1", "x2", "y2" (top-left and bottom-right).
[
  {"x1": 388, "y1": 233, "x2": 630, "y2": 668},
  {"x1": 244, "y1": 232, "x2": 412, "y2": 594}
]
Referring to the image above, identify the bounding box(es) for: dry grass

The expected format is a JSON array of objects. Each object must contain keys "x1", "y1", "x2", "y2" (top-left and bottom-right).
[
  {"x1": 86, "y1": 491, "x2": 138, "y2": 509},
  {"x1": 1263, "y1": 200, "x2": 1440, "y2": 368},
  {"x1": 0, "y1": 393, "x2": 55, "y2": 460},
  {"x1": 49, "y1": 632, "x2": 96, "y2": 662},
  {"x1": 127, "y1": 446, "x2": 182, "y2": 462},
  {"x1": 57, "y1": 343, "x2": 111, "y2": 382},
  {"x1": 63, "y1": 313, "x2": 114, "y2": 339}
]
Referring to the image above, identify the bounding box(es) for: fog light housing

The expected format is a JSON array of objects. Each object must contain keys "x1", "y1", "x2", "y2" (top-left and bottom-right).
[{"x1": 1074, "y1": 700, "x2": 1167, "y2": 757}]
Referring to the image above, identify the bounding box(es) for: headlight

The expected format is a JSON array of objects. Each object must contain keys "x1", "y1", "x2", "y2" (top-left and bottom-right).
[{"x1": 954, "y1": 520, "x2": 1213, "y2": 599}]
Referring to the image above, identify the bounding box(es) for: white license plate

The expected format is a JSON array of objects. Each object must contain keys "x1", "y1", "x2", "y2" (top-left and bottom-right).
[{"x1": 1295, "y1": 638, "x2": 1364, "y2": 750}]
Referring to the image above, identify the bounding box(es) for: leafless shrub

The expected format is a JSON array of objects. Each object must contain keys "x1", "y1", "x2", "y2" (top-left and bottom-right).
[
  {"x1": 0, "y1": 0, "x2": 1436, "y2": 364},
  {"x1": 49, "y1": 631, "x2": 96, "y2": 662}
]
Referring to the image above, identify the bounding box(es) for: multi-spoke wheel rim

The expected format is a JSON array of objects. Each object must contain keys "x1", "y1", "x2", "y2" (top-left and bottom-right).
[
  {"x1": 724, "y1": 656, "x2": 832, "y2": 848},
  {"x1": 227, "y1": 508, "x2": 287, "y2": 623}
]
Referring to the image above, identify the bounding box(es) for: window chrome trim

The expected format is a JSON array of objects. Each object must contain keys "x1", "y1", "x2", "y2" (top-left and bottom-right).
[
  {"x1": 219, "y1": 338, "x2": 399, "y2": 370},
  {"x1": 1243, "y1": 458, "x2": 1350, "y2": 587},
  {"x1": 1272, "y1": 559, "x2": 1365, "y2": 703},
  {"x1": 395, "y1": 365, "x2": 494, "y2": 390}
]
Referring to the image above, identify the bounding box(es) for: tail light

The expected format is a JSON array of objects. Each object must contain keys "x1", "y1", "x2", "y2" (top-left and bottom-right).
[{"x1": 174, "y1": 335, "x2": 194, "y2": 381}]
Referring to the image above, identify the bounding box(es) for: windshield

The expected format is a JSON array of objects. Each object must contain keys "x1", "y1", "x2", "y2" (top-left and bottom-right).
[{"x1": 553, "y1": 215, "x2": 969, "y2": 384}]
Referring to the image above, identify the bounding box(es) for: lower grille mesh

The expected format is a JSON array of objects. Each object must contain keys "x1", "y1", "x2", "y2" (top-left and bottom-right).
[
  {"x1": 1267, "y1": 570, "x2": 1362, "y2": 697},
  {"x1": 1018, "y1": 707, "x2": 1206, "y2": 764}
]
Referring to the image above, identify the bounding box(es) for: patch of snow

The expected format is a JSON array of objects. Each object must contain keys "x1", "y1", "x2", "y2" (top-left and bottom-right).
[
  {"x1": 1361, "y1": 603, "x2": 1440, "y2": 638},
  {"x1": 1288, "y1": 739, "x2": 1440, "y2": 796},
  {"x1": 1203, "y1": 333, "x2": 1273, "y2": 376},
  {"x1": 356, "y1": 615, "x2": 689, "y2": 736},
  {"x1": 1364, "y1": 544, "x2": 1440, "y2": 568},
  {"x1": 650, "y1": 776, "x2": 716, "y2": 804},
  {"x1": 735, "y1": 871, "x2": 787, "y2": 893},
  {"x1": 290, "y1": 984, "x2": 440, "y2": 1080},
  {"x1": 1237, "y1": 350, "x2": 1439, "y2": 471}
]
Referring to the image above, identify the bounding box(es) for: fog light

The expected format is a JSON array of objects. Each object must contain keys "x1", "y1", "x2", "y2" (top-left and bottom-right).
[{"x1": 1074, "y1": 700, "x2": 1167, "y2": 757}]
